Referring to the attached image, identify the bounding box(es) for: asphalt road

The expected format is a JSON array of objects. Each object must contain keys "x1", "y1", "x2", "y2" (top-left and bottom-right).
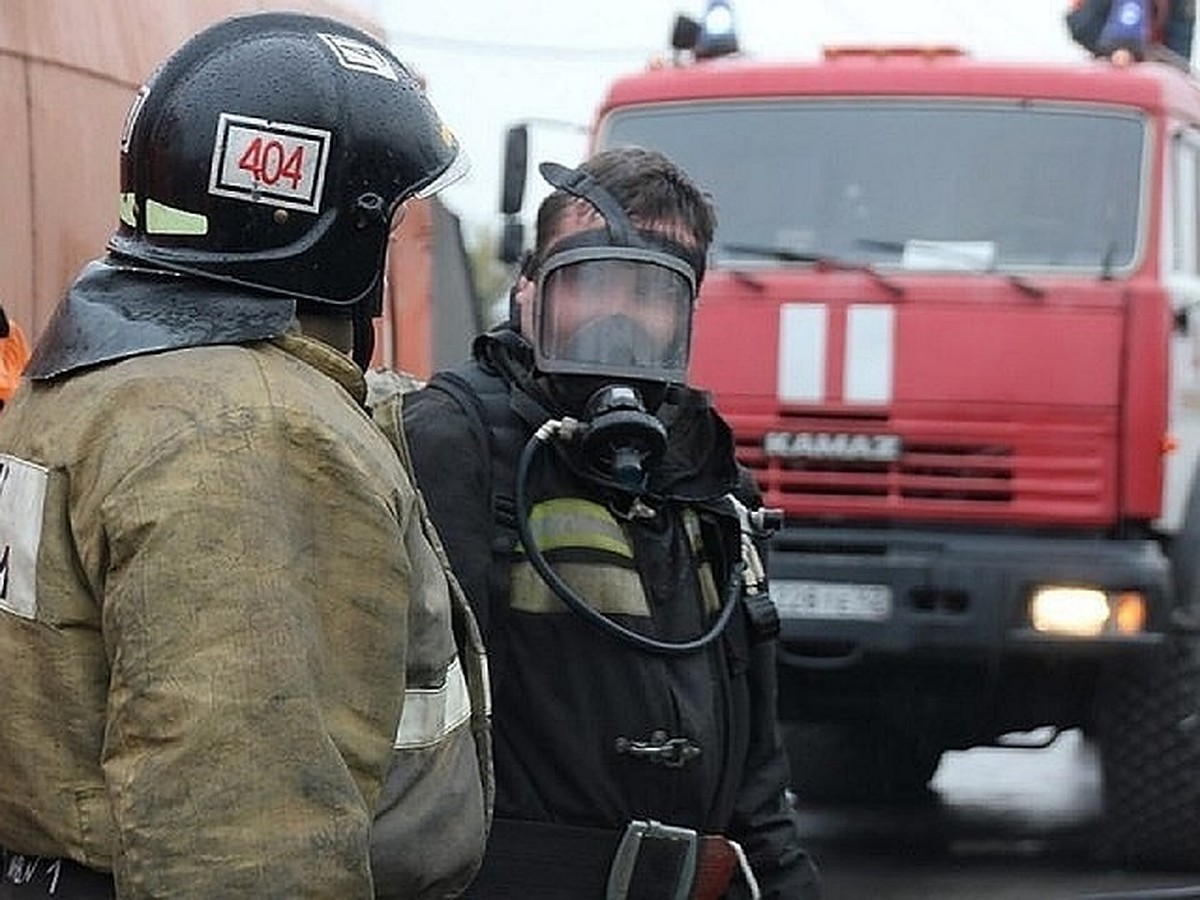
[{"x1": 796, "y1": 729, "x2": 1200, "y2": 899}]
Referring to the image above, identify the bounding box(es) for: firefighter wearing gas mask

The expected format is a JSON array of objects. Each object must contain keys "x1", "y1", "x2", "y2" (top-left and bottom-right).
[{"x1": 402, "y1": 148, "x2": 821, "y2": 899}]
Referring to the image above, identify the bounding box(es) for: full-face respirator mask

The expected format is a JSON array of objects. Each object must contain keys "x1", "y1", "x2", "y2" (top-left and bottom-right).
[
  {"x1": 533, "y1": 242, "x2": 696, "y2": 385},
  {"x1": 524, "y1": 161, "x2": 701, "y2": 494}
]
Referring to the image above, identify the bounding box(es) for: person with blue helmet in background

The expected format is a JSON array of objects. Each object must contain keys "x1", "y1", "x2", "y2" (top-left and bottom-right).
[{"x1": 1067, "y1": 0, "x2": 1195, "y2": 64}]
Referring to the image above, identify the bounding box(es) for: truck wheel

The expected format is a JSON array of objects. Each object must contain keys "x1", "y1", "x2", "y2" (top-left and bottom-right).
[
  {"x1": 783, "y1": 720, "x2": 941, "y2": 803},
  {"x1": 1171, "y1": 470, "x2": 1200, "y2": 609},
  {"x1": 1095, "y1": 635, "x2": 1200, "y2": 869}
]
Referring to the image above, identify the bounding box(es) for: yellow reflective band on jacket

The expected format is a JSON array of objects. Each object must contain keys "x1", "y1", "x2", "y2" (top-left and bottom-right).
[
  {"x1": 394, "y1": 655, "x2": 472, "y2": 750},
  {"x1": 520, "y1": 497, "x2": 635, "y2": 558},
  {"x1": 683, "y1": 508, "x2": 722, "y2": 615},
  {"x1": 511, "y1": 497, "x2": 649, "y2": 616}
]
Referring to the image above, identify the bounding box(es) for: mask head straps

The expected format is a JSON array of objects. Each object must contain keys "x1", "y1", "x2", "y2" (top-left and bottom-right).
[
  {"x1": 539, "y1": 161, "x2": 640, "y2": 248},
  {"x1": 538, "y1": 161, "x2": 706, "y2": 282}
]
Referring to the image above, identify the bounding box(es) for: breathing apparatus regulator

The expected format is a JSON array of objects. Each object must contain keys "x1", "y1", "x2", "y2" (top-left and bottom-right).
[{"x1": 511, "y1": 161, "x2": 766, "y2": 655}]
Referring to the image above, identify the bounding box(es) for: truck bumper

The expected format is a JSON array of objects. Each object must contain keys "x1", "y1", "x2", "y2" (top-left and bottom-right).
[{"x1": 768, "y1": 525, "x2": 1171, "y2": 670}]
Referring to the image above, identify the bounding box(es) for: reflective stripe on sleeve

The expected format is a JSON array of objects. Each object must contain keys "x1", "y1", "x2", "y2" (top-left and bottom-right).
[{"x1": 394, "y1": 656, "x2": 472, "y2": 750}]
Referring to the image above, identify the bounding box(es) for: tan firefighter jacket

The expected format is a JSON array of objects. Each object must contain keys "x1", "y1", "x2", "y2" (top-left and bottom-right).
[{"x1": 0, "y1": 335, "x2": 483, "y2": 898}]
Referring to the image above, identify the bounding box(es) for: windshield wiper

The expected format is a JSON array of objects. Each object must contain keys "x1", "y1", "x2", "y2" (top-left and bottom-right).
[
  {"x1": 720, "y1": 243, "x2": 904, "y2": 297},
  {"x1": 855, "y1": 238, "x2": 1044, "y2": 299},
  {"x1": 722, "y1": 243, "x2": 829, "y2": 264}
]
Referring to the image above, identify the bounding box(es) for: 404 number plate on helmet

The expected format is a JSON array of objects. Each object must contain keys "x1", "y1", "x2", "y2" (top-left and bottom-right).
[{"x1": 207, "y1": 112, "x2": 331, "y2": 213}]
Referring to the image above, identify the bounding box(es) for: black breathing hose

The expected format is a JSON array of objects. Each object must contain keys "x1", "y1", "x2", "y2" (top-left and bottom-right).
[{"x1": 514, "y1": 422, "x2": 741, "y2": 656}]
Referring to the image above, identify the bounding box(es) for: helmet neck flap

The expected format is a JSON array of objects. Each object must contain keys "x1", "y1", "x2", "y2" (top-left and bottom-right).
[{"x1": 103, "y1": 12, "x2": 466, "y2": 367}]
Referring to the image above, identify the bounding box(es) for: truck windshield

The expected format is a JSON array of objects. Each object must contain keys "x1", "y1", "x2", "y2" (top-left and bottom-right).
[{"x1": 599, "y1": 100, "x2": 1145, "y2": 274}]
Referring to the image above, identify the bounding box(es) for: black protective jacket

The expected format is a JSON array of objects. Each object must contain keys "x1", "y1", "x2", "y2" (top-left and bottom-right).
[{"x1": 402, "y1": 329, "x2": 820, "y2": 899}]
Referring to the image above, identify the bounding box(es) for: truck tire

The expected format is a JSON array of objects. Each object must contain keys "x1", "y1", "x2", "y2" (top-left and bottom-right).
[
  {"x1": 1094, "y1": 635, "x2": 1200, "y2": 869},
  {"x1": 783, "y1": 720, "x2": 941, "y2": 803},
  {"x1": 1171, "y1": 469, "x2": 1200, "y2": 609}
]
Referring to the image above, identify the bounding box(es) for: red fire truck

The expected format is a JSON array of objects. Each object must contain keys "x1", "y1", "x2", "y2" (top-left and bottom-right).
[{"x1": 501, "y1": 6, "x2": 1200, "y2": 868}]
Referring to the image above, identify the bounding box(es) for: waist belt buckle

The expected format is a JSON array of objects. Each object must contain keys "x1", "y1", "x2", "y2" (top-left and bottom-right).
[{"x1": 605, "y1": 819, "x2": 698, "y2": 900}]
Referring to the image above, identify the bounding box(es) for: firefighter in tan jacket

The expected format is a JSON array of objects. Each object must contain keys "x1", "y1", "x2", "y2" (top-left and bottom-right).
[{"x1": 0, "y1": 13, "x2": 488, "y2": 900}]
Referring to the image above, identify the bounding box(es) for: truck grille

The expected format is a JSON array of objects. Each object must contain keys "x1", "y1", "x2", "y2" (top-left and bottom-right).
[
  {"x1": 763, "y1": 439, "x2": 1015, "y2": 502},
  {"x1": 733, "y1": 419, "x2": 1111, "y2": 522}
]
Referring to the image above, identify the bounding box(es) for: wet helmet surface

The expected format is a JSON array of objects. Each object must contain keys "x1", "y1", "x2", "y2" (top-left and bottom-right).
[{"x1": 109, "y1": 12, "x2": 462, "y2": 314}]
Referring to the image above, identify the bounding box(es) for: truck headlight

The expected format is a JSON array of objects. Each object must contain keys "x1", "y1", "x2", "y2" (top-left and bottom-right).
[{"x1": 1028, "y1": 586, "x2": 1146, "y2": 636}]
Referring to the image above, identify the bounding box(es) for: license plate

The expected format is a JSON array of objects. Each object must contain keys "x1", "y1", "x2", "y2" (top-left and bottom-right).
[{"x1": 772, "y1": 580, "x2": 893, "y2": 621}]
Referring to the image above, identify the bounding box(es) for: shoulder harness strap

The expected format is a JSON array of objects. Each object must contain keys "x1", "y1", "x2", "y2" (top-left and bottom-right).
[{"x1": 425, "y1": 367, "x2": 531, "y2": 688}]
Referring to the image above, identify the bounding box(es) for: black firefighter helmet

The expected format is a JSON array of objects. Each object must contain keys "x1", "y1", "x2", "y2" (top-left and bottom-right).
[{"x1": 109, "y1": 11, "x2": 465, "y2": 318}]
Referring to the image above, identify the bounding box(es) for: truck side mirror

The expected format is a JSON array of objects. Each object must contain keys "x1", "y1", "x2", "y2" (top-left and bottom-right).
[
  {"x1": 499, "y1": 215, "x2": 526, "y2": 265},
  {"x1": 500, "y1": 124, "x2": 529, "y2": 216}
]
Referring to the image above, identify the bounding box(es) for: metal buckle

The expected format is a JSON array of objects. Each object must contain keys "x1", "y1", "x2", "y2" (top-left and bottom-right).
[{"x1": 605, "y1": 819, "x2": 698, "y2": 900}]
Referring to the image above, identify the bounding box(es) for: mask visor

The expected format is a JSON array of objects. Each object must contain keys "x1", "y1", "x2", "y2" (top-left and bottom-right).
[{"x1": 534, "y1": 245, "x2": 696, "y2": 383}]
